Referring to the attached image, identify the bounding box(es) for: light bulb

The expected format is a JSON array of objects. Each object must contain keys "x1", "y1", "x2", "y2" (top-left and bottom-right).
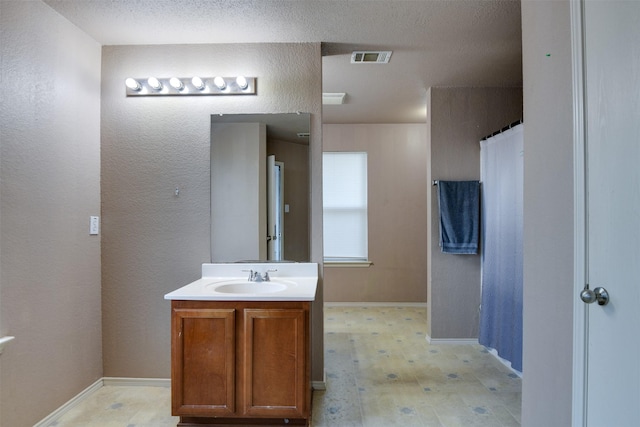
[
  {"x1": 191, "y1": 76, "x2": 205, "y2": 90},
  {"x1": 236, "y1": 76, "x2": 248, "y2": 90},
  {"x1": 147, "y1": 77, "x2": 162, "y2": 90},
  {"x1": 213, "y1": 76, "x2": 227, "y2": 90},
  {"x1": 169, "y1": 77, "x2": 184, "y2": 90},
  {"x1": 125, "y1": 78, "x2": 141, "y2": 91}
]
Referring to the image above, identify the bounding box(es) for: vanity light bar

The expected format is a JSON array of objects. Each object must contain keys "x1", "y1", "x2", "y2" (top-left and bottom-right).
[{"x1": 124, "y1": 76, "x2": 257, "y2": 96}]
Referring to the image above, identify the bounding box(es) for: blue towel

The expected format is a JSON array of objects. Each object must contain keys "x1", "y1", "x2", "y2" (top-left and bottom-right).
[{"x1": 437, "y1": 181, "x2": 480, "y2": 254}]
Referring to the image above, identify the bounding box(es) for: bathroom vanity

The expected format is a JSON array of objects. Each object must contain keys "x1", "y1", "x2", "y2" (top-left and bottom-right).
[{"x1": 164, "y1": 263, "x2": 318, "y2": 427}]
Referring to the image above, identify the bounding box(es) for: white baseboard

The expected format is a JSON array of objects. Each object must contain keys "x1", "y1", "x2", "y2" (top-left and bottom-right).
[
  {"x1": 422, "y1": 337, "x2": 523, "y2": 377},
  {"x1": 33, "y1": 378, "x2": 104, "y2": 427},
  {"x1": 102, "y1": 377, "x2": 171, "y2": 387},
  {"x1": 33, "y1": 377, "x2": 171, "y2": 427},
  {"x1": 425, "y1": 335, "x2": 479, "y2": 345},
  {"x1": 311, "y1": 369, "x2": 327, "y2": 391},
  {"x1": 312, "y1": 380, "x2": 327, "y2": 391},
  {"x1": 485, "y1": 347, "x2": 522, "y2": 377},
  {"x1": 324, "y1": 302, "x2": 427, "y2": 308}
]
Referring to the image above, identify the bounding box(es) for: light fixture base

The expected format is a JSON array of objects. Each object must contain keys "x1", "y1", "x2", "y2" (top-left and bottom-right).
[{"x1": 125, "y1": 77, "x2": 257, "y2": 96}]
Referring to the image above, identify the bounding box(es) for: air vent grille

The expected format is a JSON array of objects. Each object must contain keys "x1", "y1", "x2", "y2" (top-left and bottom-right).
[{"x1": 351, "y1": 51, "x2": 392, "y2": 64}]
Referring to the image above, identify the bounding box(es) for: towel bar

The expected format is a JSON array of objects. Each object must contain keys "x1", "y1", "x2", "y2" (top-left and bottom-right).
[{"x1": 433, "y1": 180, "x2": 481, "y2": 186}]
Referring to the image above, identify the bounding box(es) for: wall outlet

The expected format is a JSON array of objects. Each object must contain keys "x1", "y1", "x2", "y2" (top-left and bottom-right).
[{"x1": 90, "y1": 216, "x2": 100, "y2": 235}]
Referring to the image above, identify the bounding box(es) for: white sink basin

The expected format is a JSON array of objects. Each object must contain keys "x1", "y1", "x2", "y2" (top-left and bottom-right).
[
  {"x1": 164, "y1": 262, "x2": 318, "y2": 301},
  {"x1": 205, "y1": 279, "x2": 292, "y2": 294}
]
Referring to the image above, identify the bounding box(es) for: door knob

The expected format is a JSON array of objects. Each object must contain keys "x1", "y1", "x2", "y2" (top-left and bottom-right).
[
  {"x1": 580, "y1": 284, "x2": 610, "y2": 306},
  {"x1": 593, "y1": 287, "x2": 610, "y2": 305},
  {"x1": 580, "y1": 285, "x2": 596, "y2": 304}
]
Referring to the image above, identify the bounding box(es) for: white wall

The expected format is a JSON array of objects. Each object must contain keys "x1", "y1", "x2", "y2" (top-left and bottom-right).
[
  {"x1": 521, "y1": 1, "x2": 575, "y2": 425},
  {"x1": 0, "y1": 1, "x2": 102, "y2": 425}
]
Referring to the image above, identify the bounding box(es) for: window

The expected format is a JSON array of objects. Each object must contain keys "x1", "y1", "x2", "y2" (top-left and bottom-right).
[{"x1": 322, "y1": 152, "x2": 368, "y2": 262}]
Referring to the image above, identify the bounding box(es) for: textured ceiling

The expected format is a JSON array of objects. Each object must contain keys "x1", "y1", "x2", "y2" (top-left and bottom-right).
[{"x1": 43, "y1": 0, "x2": 522, "y2": 124}]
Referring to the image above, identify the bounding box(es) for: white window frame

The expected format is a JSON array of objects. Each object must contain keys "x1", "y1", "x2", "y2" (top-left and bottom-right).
[{"x1": 322, "y1": 152, "x2": 370, "y2": 266}]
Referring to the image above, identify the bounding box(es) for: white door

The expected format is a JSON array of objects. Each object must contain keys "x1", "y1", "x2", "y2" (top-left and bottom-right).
[
  {"x1": 578, "y1": 1, "x2": 640, "y2": 425},
  {"x1": 267, "y1": 155, "x2": 285, "y2": 260}
]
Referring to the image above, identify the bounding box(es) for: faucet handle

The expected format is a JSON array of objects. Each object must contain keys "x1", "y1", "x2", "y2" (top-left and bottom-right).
[
  {"x1": 241, "y1": 269, "x2": 254, "y2": 281},
  {"x1": 263, "y1": 269, "x2": 277, "y2": 281}
]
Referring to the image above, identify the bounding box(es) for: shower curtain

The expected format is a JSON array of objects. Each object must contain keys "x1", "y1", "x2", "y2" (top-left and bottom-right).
[{"x1": 479, "y1": 124, "x2": 523, "y2": 372}]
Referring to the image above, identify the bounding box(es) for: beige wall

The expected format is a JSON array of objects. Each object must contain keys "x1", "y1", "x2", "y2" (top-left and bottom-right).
[
  {"x1": 0, "y1": 2, "x2": 103, "y2": 426},
  {"x1": 211, "y1": 122, "x2": 267, "y2": 262},
  {"x1": 100, "y1": 43, "x2": 324, "y2": 381},
  {"x1": 427, "y1": 87, "x2": 522, "y2": 339},
  {"x1": 0, "y1": 2, "x2": 579, "y2": 425},
  {"x1": 323, "y1": 124, "x2": 428, "y2": 302},
  {"x1": 521, "y1": 1, "x2": 574, "y2": 425}
]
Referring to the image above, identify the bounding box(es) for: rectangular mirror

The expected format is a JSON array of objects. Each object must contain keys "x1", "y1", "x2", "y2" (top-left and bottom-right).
[{"x1": 210, "y1": 113, "x2": 310, "y2": 262}]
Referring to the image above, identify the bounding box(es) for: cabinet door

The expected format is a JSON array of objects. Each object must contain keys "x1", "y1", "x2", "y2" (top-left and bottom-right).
[
  {"x1": 172, "y1": 306, "x2": 236, "y2": 416},
  {"x1": 241, "y1": 308, "x2": 309, "y2": 418}
]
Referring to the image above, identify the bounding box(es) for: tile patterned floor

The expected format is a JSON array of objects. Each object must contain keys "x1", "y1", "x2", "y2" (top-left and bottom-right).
[
  {"x1": 48, "y1": 305, "x2": 521, "y2": 427},
  {"x1": 313, "y1": 305, "x2": 521, "y2": 427},
  {"x1": 46, "y1": 384, "x2": 178, "y2": 427}
]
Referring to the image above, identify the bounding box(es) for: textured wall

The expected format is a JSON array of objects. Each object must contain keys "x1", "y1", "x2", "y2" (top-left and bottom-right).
[
  {"x1": 521, "y1": 1, "x2": 574, "y2": 425},
  {"x1": 0, "y1": 1, "x2": 102, "y2": 426},
  {"x1": 100, "y1": 43, "x2": 324, "y2": 381},
  {"x1": 427, "y1": 87, "x2": 522, "y2": 340},
  {"x1": 322, "y1": 124, "x2": 428, "y2": 302}
]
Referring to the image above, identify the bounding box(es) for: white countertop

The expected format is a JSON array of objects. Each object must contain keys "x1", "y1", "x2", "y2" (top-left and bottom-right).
[{"x1": 164, "y1": 262, "x2": 318, "y2": 301}]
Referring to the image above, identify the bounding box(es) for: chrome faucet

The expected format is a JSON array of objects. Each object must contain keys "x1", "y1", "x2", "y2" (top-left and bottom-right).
[{"x1": 243, "y1": 269, "x2": 277, "y2": 282}]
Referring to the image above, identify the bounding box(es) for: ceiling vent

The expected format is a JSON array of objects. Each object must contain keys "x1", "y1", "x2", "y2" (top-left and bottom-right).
[{"x1": 351, "y1": 51, "x2": 392, "y2": 64}]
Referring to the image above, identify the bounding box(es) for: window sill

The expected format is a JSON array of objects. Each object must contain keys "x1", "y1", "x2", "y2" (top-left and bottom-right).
[{"x1": 324, "y1": 260, "x2": 373, "y2": 268}]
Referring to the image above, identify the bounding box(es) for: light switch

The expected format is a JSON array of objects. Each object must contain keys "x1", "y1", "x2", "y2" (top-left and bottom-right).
[{"x1": 90, "y1": 216, "x2": 100, "y2": 235}]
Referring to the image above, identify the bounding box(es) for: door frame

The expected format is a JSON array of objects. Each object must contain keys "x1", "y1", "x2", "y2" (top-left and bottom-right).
[{"x1": 570, "y1": 0, "x2": 587, "y2": 425}]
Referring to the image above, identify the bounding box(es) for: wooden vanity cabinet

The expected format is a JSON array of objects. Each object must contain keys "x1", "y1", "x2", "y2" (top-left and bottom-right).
[{"x1": 171, "y1": 300, "x2": 310, "y2": 426}]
